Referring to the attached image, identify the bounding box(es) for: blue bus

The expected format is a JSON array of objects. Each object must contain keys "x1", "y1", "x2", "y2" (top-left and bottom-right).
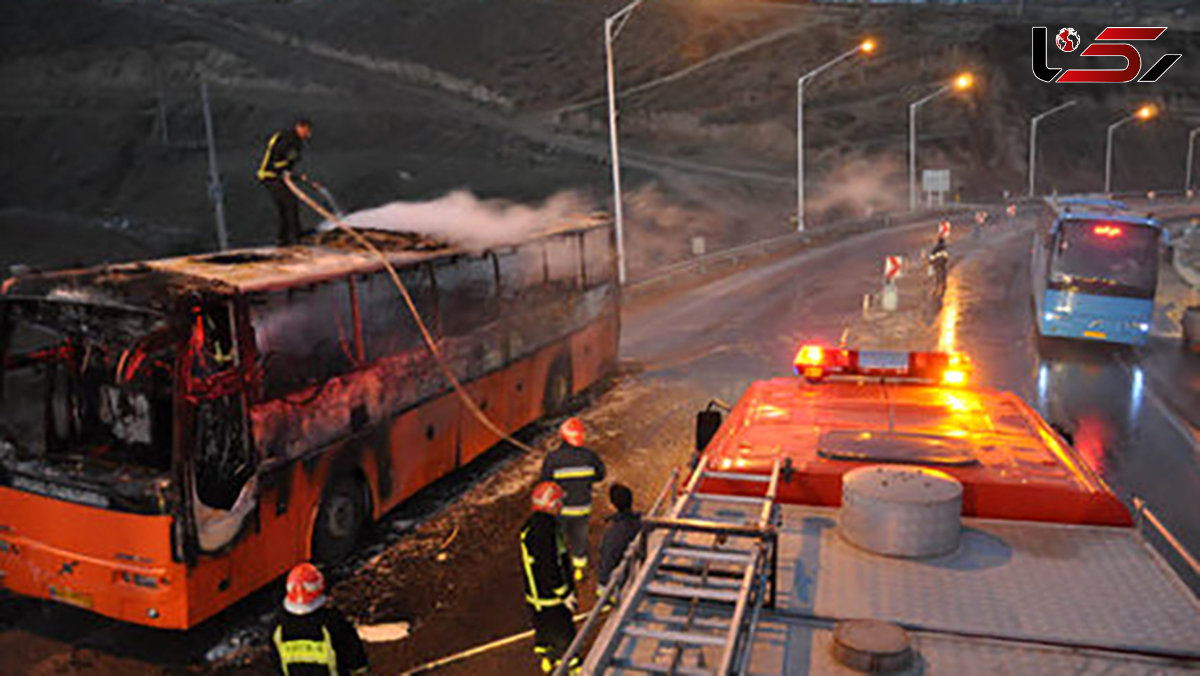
[{"x1": 1032, "y1": 205, "x2": 1162, "y2": 346}]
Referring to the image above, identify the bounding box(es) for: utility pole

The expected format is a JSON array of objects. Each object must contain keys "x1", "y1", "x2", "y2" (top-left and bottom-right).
[{"x1": 201, "y1": 81, "x2": 229, "y2": 251}]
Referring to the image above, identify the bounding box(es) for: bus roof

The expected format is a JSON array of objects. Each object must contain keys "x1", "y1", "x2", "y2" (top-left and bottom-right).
[
  {"x1": 1055, "y1": 196, "x2": 1129, "y2": 210},
  {"x1": 1055, "y1": 210, "x2": 1161, "y2": 228},
  {"x1": 2, "y1": 216, "x2": 612, "y2": 308}
]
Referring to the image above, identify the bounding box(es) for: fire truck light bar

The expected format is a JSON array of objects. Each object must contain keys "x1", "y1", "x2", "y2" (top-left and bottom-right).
[{"x1": 793, "y1": 345, "x2": 970, "y2": 385}]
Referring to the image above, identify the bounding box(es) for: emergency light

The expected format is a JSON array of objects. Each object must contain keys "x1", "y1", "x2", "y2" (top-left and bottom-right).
[
  {"x1": 793, "y1": 345, "x2": 971, "y2": 386},
  {"x1": 1092, "y1": 224, "x2": 1123, "y2": 238}
]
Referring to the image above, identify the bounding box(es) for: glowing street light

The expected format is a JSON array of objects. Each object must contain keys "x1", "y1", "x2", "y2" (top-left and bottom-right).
[
  {"x1": 795, "y1": 37, "x2": 878, "y2": 231},
  {"x1": 908, "y1": 72, "x2": 975, "y2": 211},
  {"x1": 1105, "y1": 103, "x2": 1158, "y2": 195}
]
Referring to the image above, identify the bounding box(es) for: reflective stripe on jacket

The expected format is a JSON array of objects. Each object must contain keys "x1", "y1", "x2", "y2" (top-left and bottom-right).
[
  {"x1": 540, "y1": 444, "x2": 606, "y2": 514},
  {"x1": 520, "y1": 511, "x2": 574, "y2": 610},
  {"x1": 258, "y1": 129, "x2": 303, "y2": 181},
  {"x1": 273, "y1": 625, "x2": 336, "y2": 676}
]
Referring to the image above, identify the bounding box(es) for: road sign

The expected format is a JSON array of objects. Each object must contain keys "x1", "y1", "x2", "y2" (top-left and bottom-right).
[
  {"x1": 937, "y1": 220, "x2": 951, "y2": 238},
  {"x1": 922, "y1": 169, "x2": 950, "y2": 192},
  {"x1": 884, "y1": 255, "x2": 903, "y2": 282}
]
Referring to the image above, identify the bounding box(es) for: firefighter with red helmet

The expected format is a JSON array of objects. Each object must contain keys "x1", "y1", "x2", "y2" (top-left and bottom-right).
[
  {"x1": 271, "y1": 562, "x2": 368, "y2": 676},
  {"x1": 521, "y1": 481, "x2": 580, "y2": 674},
  {"x1": 541, "y1": 417, "x2": 606, "y2": 581}
]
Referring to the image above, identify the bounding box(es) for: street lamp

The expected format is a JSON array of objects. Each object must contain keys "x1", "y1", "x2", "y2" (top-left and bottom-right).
[
  {"x1": 1104, "y1": 104, "x2": 1157, "y2": 195},
  {"x1": 604, "y1": 0, "x2": 648, "y2": 285},
  {"x1": 1185, "y1": 127, "x2": 1200, "y2": 196},
  {"x1": 908, "y1": 72, "x2": 974, "y2": 211},
  {"x1": 796, "y1": 38, "x2": 877, "y2": 231},
  {"x1": 1027, "y1": 100, "x2": 1077, "y2": 197}
]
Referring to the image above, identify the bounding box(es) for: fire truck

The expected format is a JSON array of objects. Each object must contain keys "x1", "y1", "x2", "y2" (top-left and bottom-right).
[{"x1": 561, "y1": 346, "x2": 1199, "y2": 674}]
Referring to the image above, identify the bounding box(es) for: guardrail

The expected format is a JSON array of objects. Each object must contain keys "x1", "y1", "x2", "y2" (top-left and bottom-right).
[
  {"x1": 1132, "y1": 497, "x2": 1200, "y2": 596},
  {"x1": 625, "y1": 203, "x2": 997, "y2": 298}
]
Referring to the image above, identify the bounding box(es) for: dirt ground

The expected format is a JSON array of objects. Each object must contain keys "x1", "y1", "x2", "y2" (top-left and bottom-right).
[{"x1": 1, "y1": 1, "x2": 1198, "y2": 674}]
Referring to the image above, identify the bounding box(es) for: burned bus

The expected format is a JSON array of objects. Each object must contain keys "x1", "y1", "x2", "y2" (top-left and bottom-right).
[{"x1": 0, "y1": 217, "x2": 618, "y2": 629}]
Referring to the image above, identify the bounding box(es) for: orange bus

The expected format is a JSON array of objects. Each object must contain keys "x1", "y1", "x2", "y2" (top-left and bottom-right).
[{"x1": 0, "y1": 217, "x2": 619, "y2": 629}]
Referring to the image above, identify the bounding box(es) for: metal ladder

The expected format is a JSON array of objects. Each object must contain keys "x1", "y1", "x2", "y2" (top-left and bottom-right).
[{"x1": 581, "y1": 461, "x2": 783, "y2": 675}]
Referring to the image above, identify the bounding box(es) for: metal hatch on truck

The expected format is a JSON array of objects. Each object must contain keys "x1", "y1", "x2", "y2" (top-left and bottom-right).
[{"x1": 817, "y1": 430, "x2": 979, "y2": 466}]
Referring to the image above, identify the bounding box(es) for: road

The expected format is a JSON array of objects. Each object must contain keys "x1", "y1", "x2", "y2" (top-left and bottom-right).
[{"x1": 2, "y1": 208, "x2": 1197, "y2": 675}]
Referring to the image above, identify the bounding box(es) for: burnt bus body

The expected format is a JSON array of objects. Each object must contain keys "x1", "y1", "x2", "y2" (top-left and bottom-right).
[{"x1": 0, "y1": 219, "x2": 619, "y2": 628}]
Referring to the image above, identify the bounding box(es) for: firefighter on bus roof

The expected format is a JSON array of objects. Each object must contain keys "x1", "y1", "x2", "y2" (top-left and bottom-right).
[
  {"x1": 271, "y1": 562, "x2": 368, "y2": 676},
  {"x1": 541, "y1": 417, "x2": 606, "y2": 581},
  {"x1": 521, "y1": 481, "x2": 581, "y2": 674},
  {"x1": 257, "y1": 118, "x2": 313, "y2": 246}
]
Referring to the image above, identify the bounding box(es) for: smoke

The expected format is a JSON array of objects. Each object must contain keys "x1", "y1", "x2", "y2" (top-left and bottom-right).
[
  {"x1": 325, "y1": 190, "x2": 589, "y2": 251},
  {"x1": 807, "y1": 154, "x2": 907, "y2": 222}
]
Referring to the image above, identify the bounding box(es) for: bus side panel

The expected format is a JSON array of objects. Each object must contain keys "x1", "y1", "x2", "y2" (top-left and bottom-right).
[
  {"x1": 570, "y1": 308, "x2": 619, "y2": 395},
  {"x1": 459, "y1": 368, "x2": 512, "y2": 466},
  {"x1": 387, "y1": 393, "x2": 460, "y2": 505},
  {"x1": 186, "y1": 461, "x2": 329, "y2": 627}
]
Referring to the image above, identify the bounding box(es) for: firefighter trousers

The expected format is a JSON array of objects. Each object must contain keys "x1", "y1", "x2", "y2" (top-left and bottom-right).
[
  {"x1": 557, "y1": 514, "x2": 589, "y2": 571},
  {"x1": 530, "y1": 605, "x2": 578, "y2": 672},
  {"x1": 262, "y1": 178, "x2": 301, "y2": 245}
]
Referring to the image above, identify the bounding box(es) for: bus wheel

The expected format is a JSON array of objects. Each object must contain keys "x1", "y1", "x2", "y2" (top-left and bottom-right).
[
  {"x1": 543, "y1": 356, "x2": 573, "y2": 416},
  {"x1": 312, "y1": 476, "x2": 367, "y2": 564}
]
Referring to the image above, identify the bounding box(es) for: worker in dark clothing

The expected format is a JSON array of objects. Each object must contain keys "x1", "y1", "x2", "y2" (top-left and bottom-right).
[
  {"x1": 597, "y1": 483, "x2": 641, "y2": 610},
  {"x1": 928, "y1": 235, "x2": 949, "y2": 295},
  {"x1": 258, "y1": 119, "x2": 313, "y2": 246},
  {"x1": 521, "y1": 481, "x2": 580, "y2": 675},
  {"x1": 271, "y1": 562, "x2": 368, "y2": 676},
  {"x1": 541, "y1": 417, "x2": 606, "y2": 581}
]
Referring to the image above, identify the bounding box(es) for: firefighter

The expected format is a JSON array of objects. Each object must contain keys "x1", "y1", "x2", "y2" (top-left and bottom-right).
[
  {"x1": 257, "y1": 118, "x2": 313, "y2": 246},
  {"x1": 928, "y1": 235, "x2": 949, "y2": 296},
  {"x1": 541, "y1": 417, "x2": 606, "y2": 581},
  {"x1": 521, "y1": 481, "x2": 580, "y2": 674},
  {"x1": 271, "y1": 562, "x2": 368, "y2": 676}
]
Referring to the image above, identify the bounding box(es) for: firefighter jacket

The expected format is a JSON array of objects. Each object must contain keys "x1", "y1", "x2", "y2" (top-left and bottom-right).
[
  {"x1": 520, "y1": 511, "x2": 575, "y2": 611},
  {"x1": 598, "y1": 510, "x2": 642, "y2": 587},
  {"x1": 541, "y1": 443, "x2": 606, "y2": 517},
  {"x1": 270, "y1": 605, "x2": 368, "y2": 676},
  {"x1": 258, "y1": 128, "x2": 304, "y2": 182}
]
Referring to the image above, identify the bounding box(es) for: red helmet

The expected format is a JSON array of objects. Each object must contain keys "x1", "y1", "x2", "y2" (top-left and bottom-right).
[
  {"x1": 560, "y1": 417, "x2": 585, "y2": 447},
  {"x1": 531, "y1": 481, "x2": 564, "y2": 515},
  {"x1": 284, "y1": 562, "x2": 327, "y2": 615}
]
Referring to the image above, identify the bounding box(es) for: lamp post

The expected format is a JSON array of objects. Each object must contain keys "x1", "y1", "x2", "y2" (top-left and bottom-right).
[
  {"x1": 908, "y1": 72, "x2": 973, "y2": 211},
  {"x1": 796, "y1": 38, "x2": 876, "y2": 232},
  {"x1": 1027, "y1": 100, "x2": 1076, "y2": 198},
  {"x1": 1105, "y1": 104, "x2": 1157, "y2": 195},
  {"x1": 604, "y1": 0, "x2": 648, "y2": 285},
  {"x1": 1185, "y1": 127, "x2": 1200, "y2": 196}
]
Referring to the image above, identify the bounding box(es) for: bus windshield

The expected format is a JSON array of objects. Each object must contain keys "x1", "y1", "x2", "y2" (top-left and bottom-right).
[
  {"x1": 1049, "y1": 220, "x2": 1158, "y2": 298},
  {"x1": 0, "y1": 303, "x2": 175, "y2": 480}
]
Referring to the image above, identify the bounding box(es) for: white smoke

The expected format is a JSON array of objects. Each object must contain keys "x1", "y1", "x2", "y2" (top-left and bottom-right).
[{"x1": 324, "y1": 190, "x2": 588, "y2": 251}]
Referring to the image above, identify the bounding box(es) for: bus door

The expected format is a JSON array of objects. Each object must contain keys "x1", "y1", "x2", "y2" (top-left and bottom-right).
[{"x1": 184, "y1": 301, "x2": 258, "y2": 561}]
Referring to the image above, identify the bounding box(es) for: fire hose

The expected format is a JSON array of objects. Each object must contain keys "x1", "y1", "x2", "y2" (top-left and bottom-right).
[{"x1": 283, "y1": 174, "x2": 541, "y2": 454}]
